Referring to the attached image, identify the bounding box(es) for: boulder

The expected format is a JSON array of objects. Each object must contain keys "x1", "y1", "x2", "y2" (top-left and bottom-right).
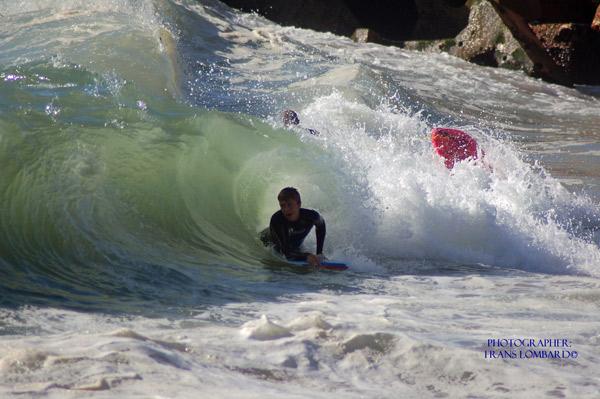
[
  {"x1": 489, "y1": 0, "x2": 600, "y2": 85},
  {"x1": 529, "y1": 22, "x2": 600, "y2": 84},
  {"x1": 592, "y1": 4, "x2": 600, "y2": 31},
  {"x1": 485, "y1": 0, "x2": 597, "y2": 22},
  {"x1": 219, "y1": 0, "x2": 600, "y2": 86},
  {"x1": 219, "y1": 0, "x2": 469, "y2": 41},
  {"x1": 351, "y1": 28, "x2": 383, "y2": 44},
  {"x1": 403, "y1": 1, "x2": 533, "y2": 72},
  {"x1": 412, "y1": 0, "x2": 470, "y2": 40},
  {"x1": 450, "y1": 1, "x2": 533, "y2": 71}
]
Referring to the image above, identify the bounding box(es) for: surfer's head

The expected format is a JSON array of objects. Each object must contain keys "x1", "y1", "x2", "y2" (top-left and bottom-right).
[
  {"x1": 282, "y1": 110, "x2": 300, "y2": 126},
  {"x1": 278, "y1": 187, "x2": 301, "y2": 221}
]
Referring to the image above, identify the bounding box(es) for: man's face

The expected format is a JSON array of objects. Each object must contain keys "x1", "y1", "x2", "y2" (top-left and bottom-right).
[
  {"x1": 283, "y1": 111, "x2": 299, "y2": 126},
  {"x1": 279, "y1": 198, "x2": 300, "y2": 222}
]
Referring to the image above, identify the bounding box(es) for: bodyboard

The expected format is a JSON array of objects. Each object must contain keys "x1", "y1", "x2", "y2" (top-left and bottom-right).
[
  {"x1": 431, "y1": 127, "x2": 478, "y2": 169},
  {"x1": 288, "y1": 260, "x2": 349, "y2": 271}
]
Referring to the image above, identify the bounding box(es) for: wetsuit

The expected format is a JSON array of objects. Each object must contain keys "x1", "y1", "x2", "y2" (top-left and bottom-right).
[{"x1": 261, "y1": 208, "x2": 325, "y2": 261}]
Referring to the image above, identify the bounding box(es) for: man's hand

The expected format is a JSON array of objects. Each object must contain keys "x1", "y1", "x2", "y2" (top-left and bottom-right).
[
  {"x1": 307, "y1": 254, "x2": 327, "y2": 267},
  {"x1": 306, "y1": 254, "x2": 322, "y2": 267}
]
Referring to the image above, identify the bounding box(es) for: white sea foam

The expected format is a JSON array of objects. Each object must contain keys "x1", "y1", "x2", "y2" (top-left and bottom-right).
[
  {"x1": 2, "y1": 274, "x2": 600, "y2": 398},
  {"x1": 293, "y1": 90, "x2": 600, "y2": 276}
]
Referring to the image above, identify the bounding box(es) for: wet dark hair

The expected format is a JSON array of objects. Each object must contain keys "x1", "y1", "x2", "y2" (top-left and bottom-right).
[
  {"x1": 277, "y1": 187, "x2": 301, "y2": 204},
  {"x1": 282, "y1": 109, "x2": 300, "y2": 126}
]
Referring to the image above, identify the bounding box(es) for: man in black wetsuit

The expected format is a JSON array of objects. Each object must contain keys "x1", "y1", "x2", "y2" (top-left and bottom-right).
[
  {"x1": 260, "y1": 187, "x2": 325, "y2": 267},
  {"x1": 282, "y1": 110, "x2": 319, "y2": 136}
]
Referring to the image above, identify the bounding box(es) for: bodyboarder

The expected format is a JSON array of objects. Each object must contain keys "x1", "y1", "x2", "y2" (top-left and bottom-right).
[{"x1": 260, "y1": 187, "x2": 326, "y2": 267}]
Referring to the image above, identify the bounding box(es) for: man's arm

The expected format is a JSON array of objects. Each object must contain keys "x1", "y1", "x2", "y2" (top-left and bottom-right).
[
  {"x1": 314, "y1": 214, "x2": 326, "y2": 255},
  {"x1": 269, "y1": 214, "x2": 286, "y2": 253},
  {"x1": 303, "y1": 214, "x2": 326, "y2": 267},
  {"x1": 306, "y1": 214, "x2": 325, "y2": 266}
]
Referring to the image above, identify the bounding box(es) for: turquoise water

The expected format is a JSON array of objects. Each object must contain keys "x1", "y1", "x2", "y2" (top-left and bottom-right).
[{"x1": 1, "y1": 1, "x2": 600, "y2": 397}]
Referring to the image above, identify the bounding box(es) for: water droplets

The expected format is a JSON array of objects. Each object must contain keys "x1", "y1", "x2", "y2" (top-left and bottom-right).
[
  {"x1": 2, "y1": 73, "x2": 25, "y2": 82},
  {"x1": 136, "y1": 100, "x2": 148, "y2": 110},
  {"x1": 45, "y1": 98, "x2": 61, "y2": 119}
]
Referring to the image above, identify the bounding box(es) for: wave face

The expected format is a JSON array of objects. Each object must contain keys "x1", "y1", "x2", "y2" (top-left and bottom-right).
[{"x1": 1, "y1": 0, "x2": 600, "y2": 312}]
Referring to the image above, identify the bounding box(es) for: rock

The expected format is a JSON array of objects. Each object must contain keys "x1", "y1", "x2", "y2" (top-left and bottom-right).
[
  {"x1": 488, "y1": 0, "x2": 600, "y2": 85},
  {"x1": 529, "y1": 22, "x2": 600, "y2": 85},
  {"x1": 487, "y1": 1, "x2": 572, "y2": 85},
  {"x1": 412, "y1": 0, "x2": 470, "y2": 40},
  {"x1": 351, "y1": 28, "x2": 383, "y2": 44},
  {"x1": 220, "y1": 0, "x2": 600, "y2": 86},
  {"x1": 450, "y1": 1, "x2": 533, "y2": 71},
  {"x1": 219, "y1": 0, "x2": 469, "y2": 41},
  {"x1": 530, "y1": 24, "x2": 577, "y2": 69},
  {"x1": 488, "y1": 0, "x2": 596, "y2": 23},
  {"x1": 592, "y1": 4, "x2": 600, "y2": 31},
  {"x1": 403, "y1": 1, "x2": 533, "y2": 72}
]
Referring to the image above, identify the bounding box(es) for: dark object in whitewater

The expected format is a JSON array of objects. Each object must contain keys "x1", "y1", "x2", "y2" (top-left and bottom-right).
[{"x1": 431, "y1": 127, "x2": 479, "y2": 169}]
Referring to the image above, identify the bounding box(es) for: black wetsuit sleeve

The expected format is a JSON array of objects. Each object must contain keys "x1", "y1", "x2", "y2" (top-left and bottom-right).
[
  {"x1": 269, "y1": 213, "x2": 286, "y2": 253},
  {"x1": 315, "y1": 213, "x2": 326, "y2": 255}
]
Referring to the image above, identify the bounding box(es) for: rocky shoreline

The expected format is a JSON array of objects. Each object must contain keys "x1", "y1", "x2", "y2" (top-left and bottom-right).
[{"x1": 220, "y1": 0, "x2": 600, "y2": 86}]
